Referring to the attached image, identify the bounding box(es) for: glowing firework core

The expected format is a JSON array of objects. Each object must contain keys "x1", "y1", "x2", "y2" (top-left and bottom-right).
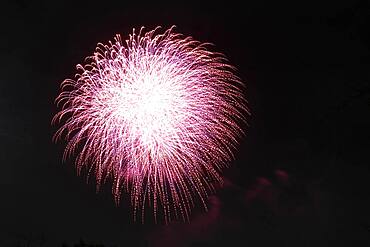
[{"x1": 53, "y1": 26, "x2": 248, "y2": 222}]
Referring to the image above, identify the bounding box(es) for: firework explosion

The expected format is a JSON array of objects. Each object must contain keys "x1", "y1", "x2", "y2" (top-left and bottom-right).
[{"x1": 53, "y1": 26, "x2": 248, "y2": 223}]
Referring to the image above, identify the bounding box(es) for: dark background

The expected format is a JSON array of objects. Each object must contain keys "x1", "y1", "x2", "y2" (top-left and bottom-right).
[{"x1": 1, "y1": 0, "x2": 369, "y2": 246}]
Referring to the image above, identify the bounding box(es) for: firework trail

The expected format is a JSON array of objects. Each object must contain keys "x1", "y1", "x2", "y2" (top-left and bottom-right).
[{"x1": 53, "y1": 26, "x2": 248, "y2": 223}]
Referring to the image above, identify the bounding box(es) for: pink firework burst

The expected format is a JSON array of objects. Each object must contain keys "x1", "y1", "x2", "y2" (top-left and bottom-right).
[{"x1": 53, "y1": 26, "x2": 248, "y2": 223}]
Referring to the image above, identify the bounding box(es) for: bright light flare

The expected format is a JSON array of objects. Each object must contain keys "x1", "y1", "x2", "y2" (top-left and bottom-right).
[{"x1": 53, "y1": 26, "x2": 248, "y2": 223}]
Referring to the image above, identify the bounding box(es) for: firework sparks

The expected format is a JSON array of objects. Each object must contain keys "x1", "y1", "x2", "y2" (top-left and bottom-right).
[{"x1": 53, "y1": 26, "x2": 248, "y2": 223}]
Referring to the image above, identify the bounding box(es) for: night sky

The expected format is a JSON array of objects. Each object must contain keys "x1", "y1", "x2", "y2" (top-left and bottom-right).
[{"x1": 1, "y1": 0, "x2": 370, "y2": 246}]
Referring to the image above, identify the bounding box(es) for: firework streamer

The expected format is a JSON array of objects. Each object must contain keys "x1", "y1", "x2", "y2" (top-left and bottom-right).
[{"x1": 53, "y1": 26, "x2": 248, "y2": 223}]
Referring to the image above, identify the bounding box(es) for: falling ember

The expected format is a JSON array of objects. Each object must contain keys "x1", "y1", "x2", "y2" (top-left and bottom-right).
[{"x1": 53, "y1": 26, "x2": 248, "y2": 223}]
